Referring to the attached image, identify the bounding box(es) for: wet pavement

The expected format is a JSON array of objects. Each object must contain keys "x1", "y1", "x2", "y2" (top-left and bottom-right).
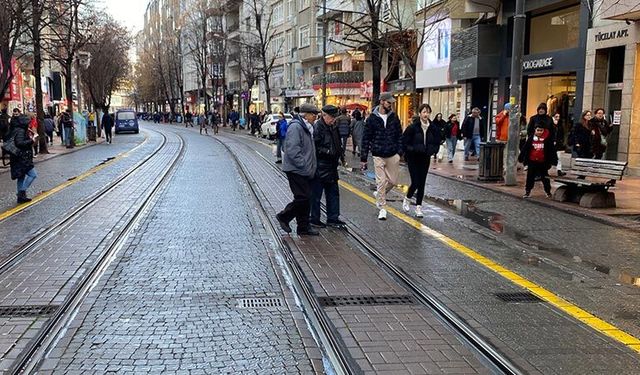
[
  {"x1": 1, "y1": 122, "x2": 639, "y2": 374},
  {"x1": 233, "y1": 129, "x2": 640, "y2": 374}
]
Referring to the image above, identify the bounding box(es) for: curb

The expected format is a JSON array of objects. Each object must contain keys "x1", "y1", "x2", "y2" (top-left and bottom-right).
[{"x1": 429, "y1": 169, "x2": 640, "y2": 233}]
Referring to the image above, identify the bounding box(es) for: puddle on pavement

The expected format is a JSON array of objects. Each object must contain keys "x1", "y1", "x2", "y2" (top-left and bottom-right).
[{"x1": 425, "y1": 197, "x2": 640, "y2": 288}]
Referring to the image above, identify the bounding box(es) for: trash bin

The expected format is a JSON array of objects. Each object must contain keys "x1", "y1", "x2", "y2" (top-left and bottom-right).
[
  {"x1": 478, "y1": 142, "x2": 505, "y2": 181},
  {"x1": 87, "y1": 125, "x2": 97, "y2": 142}
]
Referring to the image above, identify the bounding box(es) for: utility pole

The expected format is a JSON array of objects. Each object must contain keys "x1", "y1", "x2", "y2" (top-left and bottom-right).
[
  {"x1": 321, "y1": 0, "x2": 327, "y2": 107},
  {"x1": 506, "y1": 0, "x2": 526, "y2": 186}
]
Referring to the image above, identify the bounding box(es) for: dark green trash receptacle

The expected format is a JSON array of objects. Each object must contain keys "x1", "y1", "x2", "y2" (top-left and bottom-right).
[
  {"x1": 478, "y1": 142, "x2": 505, "y2": 181},
  {"x1": 87, "y1": 126, "x2": 97, "y2": 142}
]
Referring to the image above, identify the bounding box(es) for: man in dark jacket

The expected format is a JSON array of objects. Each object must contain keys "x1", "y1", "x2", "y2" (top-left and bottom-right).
[
  {"x1": 527, "y1": 102, "x2": 554, "y2": 141},
  {"x1": 0, "y1": 108, "x2": 9, "y2": 140},
  {"x1": 309, "y1": 105, "x2": 345, "y2": 228},
  {"x1": 276, "y1": 103, "x2": 320, "y2": 236},
  {"x1": 461, "y1": 107, "x2": 485, "y2": 161},
  {"x1": 102, "y1": 112, "x2": 114, "y2": 144},
  {"x1": 61, "y1": 109, "x2": 74, "y2": 148},
  {"x1": 249, "y1": 111, "x2": 260, "y2": 135},
  {"x1": 360, "y1": 92, "x2": 403, "y2": 220},
  {"x1": 336, "y1": 108, "x2": 351, "y2": 161}
]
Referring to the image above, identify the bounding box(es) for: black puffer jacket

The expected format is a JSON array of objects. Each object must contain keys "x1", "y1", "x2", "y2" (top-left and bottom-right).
[
  {"x1": 402, "y1": 117, "x2": 442, "y2": 158},
  {"x1": 461, "y1": 115, "x2": 487, "y2": 140},
  {"x1": 336, "y1": 114, "x2": 351, "y2": 137},
  {"x1": 360, "y1": 107, "x2": 403, "y2": 162},
  {"x1": 518, "y1": 129, "x2": 558, "y2": 169},
  {"x1": 313, "y1": 117, "x2": 342, "y2": 183},
  {"x1": 527, "y1": 113, "x2": 554, "y2": 141},
  {"x1": 7, "y1": 115, "x2": 34, "y2": 180}
]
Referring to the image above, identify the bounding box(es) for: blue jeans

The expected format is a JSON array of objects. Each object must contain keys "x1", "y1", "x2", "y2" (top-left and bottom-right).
[
  {"x1": 310, "y1": 178, "x2": 340, "y2": 222},
  {"x1": 63, "y1": 127, "x2": 73, "y2": 146},
  {"x1": 17, "y1": 168, "x2": 37, "y2": 193},
  {"x1": 446, "y1": 137, "x2": 458, "y2": 161},
  {"x1": 276, "y1": 138, "x2": 284, "y2": 159},
  {"x1": 464, "y1": 135, "x2": 481, "y2": 158}
]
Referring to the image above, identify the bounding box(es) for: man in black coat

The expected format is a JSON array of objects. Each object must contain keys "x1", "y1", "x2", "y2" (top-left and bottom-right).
[
  {"x1": 310, "y1": 105, "x2": 345, "y2": 228},
  {"x1": 6, "y1": 115, "x2": 37, "y2": 203},
  {"x1": 527, "y1": 102, "x2": 555, "y2": 141},
  {"x1": 360, "y1": 92, "x2": 403, "y2": 220},
  {"x1": 102, "y1": 112, "x2": 114, "y2": 144},
  {"x1": 461, "y1": 107, "x2": 485, "y2": 161}
]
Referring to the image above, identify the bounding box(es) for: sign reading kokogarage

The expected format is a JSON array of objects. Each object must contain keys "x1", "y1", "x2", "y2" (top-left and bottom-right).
[{"x1": 523, "y1": 57, "x2": 553, "y2": 71}]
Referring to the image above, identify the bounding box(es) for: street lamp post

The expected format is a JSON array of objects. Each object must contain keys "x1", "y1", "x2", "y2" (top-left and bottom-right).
[
  {"x1": 506, "y1": 0, "x2": 526, "y2": 186},
  {"x1": 321, "y1": 0, "x2": 327, "y2": 107}
]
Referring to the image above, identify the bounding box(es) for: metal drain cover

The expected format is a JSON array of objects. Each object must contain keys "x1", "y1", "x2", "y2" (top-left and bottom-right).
[
  {"x1": 0, "y1": 305, "x2": 59, "y2": 317},
  {"x1": 318, "y1": 295, "x2": 415, "y2": 307},
  {"x1": 237, "y1": 298, "x2": 283, "y2": 308},
  {"x1": 495, "y1": 292, "x2": 542, "y2": 303}
]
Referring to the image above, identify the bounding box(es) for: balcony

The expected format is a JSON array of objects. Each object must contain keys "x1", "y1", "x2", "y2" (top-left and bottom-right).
[
  {"x1": 602, "y1": 0, "x2": 640, "y2": 20},
  {"x1": 449, "y1": 24, "x2": 503, "y2": 81},
  {"x1": 312, "y1": 70, "x2": 364, "y2": 86}
]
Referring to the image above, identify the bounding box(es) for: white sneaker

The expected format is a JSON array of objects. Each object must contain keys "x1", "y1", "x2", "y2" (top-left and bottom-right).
[
  {"x1": 378, "y1": 208, "x2": 387, "y2": 220},
  {"x1": 402, "y1": 198, "x2": 410, "y2": 212},
  {"x1": 373, "y1": 191, "x2": 378, "y2": 199},
  {"x1": 415, "y1": 205, "x2": 424, "y2": 218}
]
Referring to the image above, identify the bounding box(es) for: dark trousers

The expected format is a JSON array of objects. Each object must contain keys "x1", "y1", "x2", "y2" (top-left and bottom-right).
[
  {"x1": 104, "y1": 127, "x2": 112, "y2": 143},
  {"x1": 406, "y1": 155, "x2": 431, "y2": 206},
  {"x1": 310, "y1": 177, "x2": 340, "y2": 222},
  {"x1": 340, "y1": 136, "x2": 348, "y2": 157},
  {"x1": 525, "y1": 162, "x2": 551, "y2": 194},
  {"x1": 279, "y1": 172, "x2": 312, "y2": 230}
]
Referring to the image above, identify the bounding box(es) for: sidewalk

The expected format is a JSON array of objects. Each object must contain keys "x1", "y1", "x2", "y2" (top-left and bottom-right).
[
  {"x1": 0, "y1": 138, "x2": 105, "y2": 174},
  {"x1": 343, "y1": 142, "x2": 640, "y2": 230}
]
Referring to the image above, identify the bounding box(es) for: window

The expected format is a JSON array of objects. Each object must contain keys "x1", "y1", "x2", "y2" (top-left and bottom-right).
[
  {"x1": 272, "y1": 33, "x2": 285, "y2": 57},
  {"x1": 298, "y1": 0, "x2": 310, "y2": 10},
  {"x1": 285, "y1": 30, "x2": 293, "y2": 56},
  {"x1": 299, "y1": 25, "x2": 310, "y2": 48},
  {"x1": 529, "y1": 5, "x2": 580, "y2": 54},
  {"x1": 315, "y1": 24, "x2": 323, "y2": 54},
  {"x1": 273, "y1": 1, "x2": 284, "y2": 25},
  {"x1": 287, "y1": 0, "x2": 295, "y2": 18},
  {"x1": 437, "y1": 28, "x2": 450, "y2": 60}
]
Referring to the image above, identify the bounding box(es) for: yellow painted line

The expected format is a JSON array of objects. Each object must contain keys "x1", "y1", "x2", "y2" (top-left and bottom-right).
[
  {"x1": 338, "y1": 179, "x2": 640, "y2": 353},
  {"x1": 0, "y1": 134, "x2": 149, "y2": 222}
]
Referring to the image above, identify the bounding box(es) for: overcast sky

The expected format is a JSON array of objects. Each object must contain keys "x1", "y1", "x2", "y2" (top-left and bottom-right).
[{"x1": 103, "y1": 0, "x2": 148, "y2": 33}]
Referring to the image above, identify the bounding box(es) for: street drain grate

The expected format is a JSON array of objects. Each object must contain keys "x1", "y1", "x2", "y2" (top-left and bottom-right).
[
  {"x1": 495, "y1": 292, "x2": 542, "y2": 303},
  {"x1": 0, "y1": 305, "x2": 59, "y2": 317},
  {"x1": 318, "y1": 295, "x2": 416, "y2": 307},
  {"x1": 237, "y1": 298, "x2": 283, "y2": 308}
]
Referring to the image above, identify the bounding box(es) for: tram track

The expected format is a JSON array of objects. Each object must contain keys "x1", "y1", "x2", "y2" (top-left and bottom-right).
[
  {"x1": 223, "y1": 132, "x2": 524, "y2": 375},
  {"x1": 6, "y1": 129, "x2": 186, "y2": 374},
  {"x1": 0, "y1": 129, "x2": 166, "y2": 274}
]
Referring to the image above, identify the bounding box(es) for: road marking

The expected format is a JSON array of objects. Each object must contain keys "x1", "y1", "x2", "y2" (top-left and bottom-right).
[
  {"x1": 338, "y1": 179, "x2": 640, "y2": 354},
  {"x1": 0, "y1": 135, "x2": 148, "y2": 222}
]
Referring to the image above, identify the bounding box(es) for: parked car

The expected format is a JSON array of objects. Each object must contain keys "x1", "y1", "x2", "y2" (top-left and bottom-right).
[
  {"x1": 115, "y1": 110, "x2": 139, "y2": 134},
  {"x1": 260, "y1": 113, "x2": 292, "y2": 139}
]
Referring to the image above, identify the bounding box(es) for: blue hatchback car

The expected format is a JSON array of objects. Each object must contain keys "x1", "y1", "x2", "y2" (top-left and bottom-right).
[{"x1": 115, "y1": 110, "x2": 139, "y2": 134}]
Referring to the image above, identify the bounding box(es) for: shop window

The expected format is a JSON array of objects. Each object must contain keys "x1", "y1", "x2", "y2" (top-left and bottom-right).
[
  {"x1": 529, "y1": 5, "x2": 580, "y2": 54},
  {"x1": 352, "y1": 60, "x2": 364, "y2": 71},
  {"x1": 525, "y1": 75, "x2": 576, "y2": 120}
]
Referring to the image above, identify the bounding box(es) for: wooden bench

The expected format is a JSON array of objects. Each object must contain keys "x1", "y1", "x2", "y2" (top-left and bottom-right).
[{"x1": 553, "y1": 158, "x2": 628, "y2": 208}]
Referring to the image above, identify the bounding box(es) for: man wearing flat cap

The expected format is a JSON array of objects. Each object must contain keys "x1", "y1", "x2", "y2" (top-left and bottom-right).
[
  {"x1": 309, "y1": 104, "x2": 346, "y2": 228},
  {"x1": 360, "y1": 92, "x2": 403, "y2": 220},
  {"x1": 276, "y1": 103, "x2": 320, "y2": 236}
]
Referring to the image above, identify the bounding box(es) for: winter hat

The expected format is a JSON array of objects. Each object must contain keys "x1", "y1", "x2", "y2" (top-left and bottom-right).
[
  {"x1": 504, "y1": 103, "x2": 511, "y2": 111},
  {"x1": 537, "y1": 102, "x2": 547, "y2": 112}
]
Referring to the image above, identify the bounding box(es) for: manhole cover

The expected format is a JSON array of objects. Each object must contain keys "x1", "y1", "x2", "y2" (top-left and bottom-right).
[
  {"x1": 494, "y1": 292, "x2": 542, "y2": 303},
  {"x1": 237, "y1": 298, "x2": 283, "y2": 308},
  {"x1": 318, "y1": 295, "x2": 415, "y2": 307},
  {"x1": 0, "y1": 305, "x2": 59, "y2": 317}
]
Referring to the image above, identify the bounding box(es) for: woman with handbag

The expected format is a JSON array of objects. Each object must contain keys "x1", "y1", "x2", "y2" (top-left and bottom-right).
[
  {"x1": 589, "y1": 108, "x2": 612, "y2": 160},
  {"x1": 3, "y1": 114, "x2": 37, "y2": 203}
]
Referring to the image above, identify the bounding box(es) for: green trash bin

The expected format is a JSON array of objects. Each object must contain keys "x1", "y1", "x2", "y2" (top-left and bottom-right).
[{"x1": 478, "y1": 142, "x2": 505, "y2": 182}]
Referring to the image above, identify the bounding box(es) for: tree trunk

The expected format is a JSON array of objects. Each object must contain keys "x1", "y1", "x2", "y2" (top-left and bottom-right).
[
  {"x1": 32, "y1": 5, "x2": 48, "y2": 154},
  {"x1": 264, "y1": 75, "x2": 271, "y2": 114},
  {"x1": 65, "y1": 58, "x2": 75, "y2": 147},
  {"x1": 371, "y1": 43, "x2": 382, "y2": 107}
]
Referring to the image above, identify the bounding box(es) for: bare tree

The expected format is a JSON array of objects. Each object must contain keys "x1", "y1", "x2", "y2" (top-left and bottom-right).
[
  {"x1": 243, "y1": 0, "x2": 284, "y2": 113},
  {"x1": 0, "y1": 0, "x2": 28, "y2": 99},
  {"x1": 183, "y1": 0, "x2": 211, "y2": 113},
  {"x1": 80, "y1": 16, "x2": 131, "y2": 130}
]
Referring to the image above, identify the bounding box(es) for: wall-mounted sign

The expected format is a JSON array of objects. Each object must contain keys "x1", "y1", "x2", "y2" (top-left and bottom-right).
[
  {"x1": 613, "y1": 110, "x2": 621, "y2": 125},
  {"x1": 523, "y1": 57, "x2": 553, "y2": 71},
  {"x1": 595, "y1": 29, "x2": 629, "y2": 43}
]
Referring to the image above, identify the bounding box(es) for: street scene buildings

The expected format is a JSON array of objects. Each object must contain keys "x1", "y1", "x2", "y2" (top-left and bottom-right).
[{"x1": 2, "y1": 0, "x2": 640, "y2": 374}]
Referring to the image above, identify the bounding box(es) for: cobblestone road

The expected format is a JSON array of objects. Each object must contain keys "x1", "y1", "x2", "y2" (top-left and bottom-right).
[{"x1": 37, "y1": 125, "x2": 320, "y2": 374}]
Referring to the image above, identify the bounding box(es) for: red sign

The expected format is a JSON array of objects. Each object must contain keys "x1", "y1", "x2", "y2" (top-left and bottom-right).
[{"x1": 2, "y1": 58, "x2": 23, "y2": 102}]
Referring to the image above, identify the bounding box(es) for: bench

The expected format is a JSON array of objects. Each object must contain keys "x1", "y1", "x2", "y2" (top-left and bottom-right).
[{"x1": 553, "y1": 158, "x2": 628, "y2": 208}]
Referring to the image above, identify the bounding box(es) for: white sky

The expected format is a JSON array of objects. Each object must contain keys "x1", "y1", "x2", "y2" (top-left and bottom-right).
[{"x1": 103, "y1": 0, "x2": 148, "y2": 33}]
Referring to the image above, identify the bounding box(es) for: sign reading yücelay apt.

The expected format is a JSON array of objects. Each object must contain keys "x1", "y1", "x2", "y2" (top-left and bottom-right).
[{"x1": 523, "y1": 57, "x2": 553, "y2": 71}]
